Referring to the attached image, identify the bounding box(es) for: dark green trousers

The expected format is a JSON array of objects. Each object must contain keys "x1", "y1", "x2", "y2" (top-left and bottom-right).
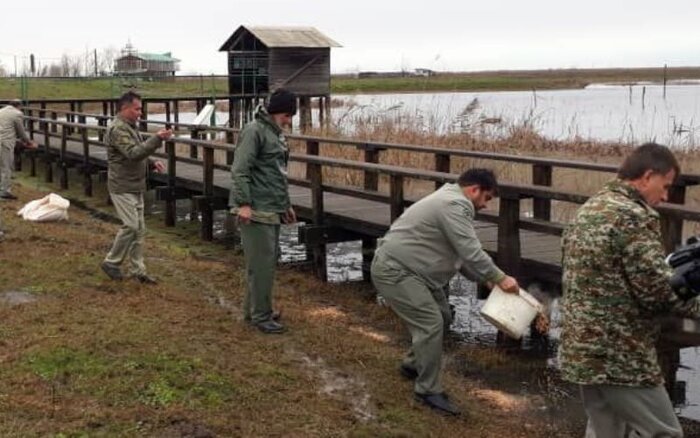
[{"x1": 240, "y1": 221, "x2": 280, "y2": 324}]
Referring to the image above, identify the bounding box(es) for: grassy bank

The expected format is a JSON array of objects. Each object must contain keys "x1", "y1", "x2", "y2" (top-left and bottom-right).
[
  {"x1": 0, "y1": 174, "x2": 587, "y2": 437},
  {"x1": 331, "y1": 67, "x2": 700, "y2": 94},
  {"x1": 3, "y1": 67, "x2": 700, "y2": 100}
]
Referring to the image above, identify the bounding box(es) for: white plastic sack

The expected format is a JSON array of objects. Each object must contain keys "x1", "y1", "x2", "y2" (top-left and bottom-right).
[{"x1": 17, "y1": 193, "x2": 70, "y2": 222}]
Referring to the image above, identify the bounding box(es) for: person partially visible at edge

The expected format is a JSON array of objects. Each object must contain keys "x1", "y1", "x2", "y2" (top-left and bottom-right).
[
  {"x1": 100, "y1": 92, "x2": 172, "y2": 284},
  {"x1": 370, "y1": 168, "x2": 520, "y2": 416},
  {"x1": 559, "y1": 142, "x2": 700, "y2": 438},
  {"x1": 229, "y1": 89, "x2": 297, "y2": 335},
  {"x1": 0, "y1": 99, "x2": 37, "y2": 200}
]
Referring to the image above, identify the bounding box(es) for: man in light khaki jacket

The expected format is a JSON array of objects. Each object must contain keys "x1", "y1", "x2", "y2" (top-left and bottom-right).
[
  {"x1": 371, "y1": 168, "x2": 519, "y2": 416},
  {"x1": 100, "y1": 92, "x2": 172, "y2": 284},
  {"x1": 0, "y1": 99, "x2": 36, "y2": 200}
]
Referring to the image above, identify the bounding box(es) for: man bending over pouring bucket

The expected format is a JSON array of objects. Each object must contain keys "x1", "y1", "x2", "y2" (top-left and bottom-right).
[
  {"x1": 371, "y1": 168, "x2": 519, "y2": 416},
  {"x1": 560, "y1": 143, "x2": 700, "y2": 438}
]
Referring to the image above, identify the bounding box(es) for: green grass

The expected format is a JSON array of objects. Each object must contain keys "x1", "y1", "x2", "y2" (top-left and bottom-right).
[
  {"x1": 4, "y1": 66, "x2": 700, "y2": 100},
  {"x1": 0, "y1": 76, "x2": 229, "y2": 100}
]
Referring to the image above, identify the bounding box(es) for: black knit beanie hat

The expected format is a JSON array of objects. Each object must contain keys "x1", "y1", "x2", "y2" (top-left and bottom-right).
[{"x1": 266, "y1": 89, "x2": 297, "y2": 115}]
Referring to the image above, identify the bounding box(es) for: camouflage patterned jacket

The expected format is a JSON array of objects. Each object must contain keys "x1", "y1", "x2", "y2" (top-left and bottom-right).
[{"x1": 559, "y1": 179, "x2": 700, "y2": 387}]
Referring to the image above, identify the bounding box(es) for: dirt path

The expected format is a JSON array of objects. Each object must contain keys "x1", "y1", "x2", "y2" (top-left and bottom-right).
[{"x1": 0, "y1": 182, "x2": 586, "y2": 437}]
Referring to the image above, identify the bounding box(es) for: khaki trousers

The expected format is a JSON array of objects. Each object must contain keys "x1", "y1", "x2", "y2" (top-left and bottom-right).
[
  {"x1": 104, "y1": 192, "x2": 147, "y2": 276},
  {"x1": 0, "y1": 140, "x2": 15, "y2": 195},
  {"x1": 581, "y1": 384, "x2": 683, "y2": 438}
]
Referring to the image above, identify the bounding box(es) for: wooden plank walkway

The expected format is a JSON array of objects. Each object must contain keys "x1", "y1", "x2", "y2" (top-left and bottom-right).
[{"x1": 31, "y1": 133, "x2": 563, "y2": 272}]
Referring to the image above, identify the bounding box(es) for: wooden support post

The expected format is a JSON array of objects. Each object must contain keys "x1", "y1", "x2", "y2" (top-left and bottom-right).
[
  {"x1": 69, "y1": 102, "x2": 76, "y2": 134},
  {"x1": 318, "y1": 97, "x2": 325, "y2": 126},
  {"x1": 434, "y1": 153, "x2": 450, "y2": 190},
  {"x1": 29, "y1": 150, "x2": 37, "y2": 177},
  {"x1": 165, "y1": 141, "x2": 177, "y2": 227},
  {"x1": 390, "y1": 175, "x2": 404, "y2": 222},
  {"x1": 309, "y1": 161, "x2": 326, "y2": 281},
  {"x1": 305, "y1": 140, "x2": 320, "y2": 180},
  {"x1": 324, "y1": 94, "x2": 331, "y2": 126},
  {"x1": 364, "y1": 146, "x2": 379, "y2": 191},
  {"x1": 190, "y1": 129, "x2": 199, "y2": 159},
  {"x1": 43, "y1": 122, "x2": 53, "y2": 183},
  {"x1": 59, "y1": 128, "x2": 68, "y2": 189},
  {"x1": 82, "y1": 127, "x2": 92, "y2": 197},
  {"x1": 362, "y1": 238, "x2": 376, "y2": 282},
  {"x1": 51, "y1": 111, "x2": 58, "y2": 134},
  {"x1": 532, "y1": 164, "x2": 553, "y2": 221},
  {"x1": 173, "y1": 100, "x2": 180, "y2": 125},
  {"x1": 164, "y1": 101, "x2": 172, "y2": 130},
  {"x1": 200, "y1": 147, "x2": 215, "y2": 241},
  {"x1": 497, "y1": 194, "x2": 521, "y2": 277},
  {"x1": 299, "y1": 96, "x2": 312, "y2": 132},
  {"x1": 660, "y1": 184, "x2": 686, "y2": 253},
  {"x1": 102, "y1": 101, "x2": 109, "y2": 118},
  {"x1": 27, "y1": 109, "x2": 34, "y2": 140}
]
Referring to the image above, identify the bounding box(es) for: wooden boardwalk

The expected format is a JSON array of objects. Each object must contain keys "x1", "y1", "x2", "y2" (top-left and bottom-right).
[{"x1": 30, "y1": 132, "x2": 563, "y2": 274}]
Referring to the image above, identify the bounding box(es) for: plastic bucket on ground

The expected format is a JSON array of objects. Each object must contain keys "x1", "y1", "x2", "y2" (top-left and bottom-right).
[{"x1": 479, "y1": 285, "x2": 543, "y2": 339}]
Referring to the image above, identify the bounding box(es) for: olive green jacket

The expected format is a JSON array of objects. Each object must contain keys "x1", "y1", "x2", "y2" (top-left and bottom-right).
[
  {"x1": 229, "y1": 107, "x2": 291, "y2": 223},
  {"x1": 106, "y1": 116, "x2": 162, "y2": 194},
  {"x1": 374, "y1": 183, "x2": 505, "y2": 290}
]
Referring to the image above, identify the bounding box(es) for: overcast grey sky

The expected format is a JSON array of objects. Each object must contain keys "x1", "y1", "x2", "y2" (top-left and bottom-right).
[{"x1": 3, "y1": 0, "x2": 700, "y2": 74}]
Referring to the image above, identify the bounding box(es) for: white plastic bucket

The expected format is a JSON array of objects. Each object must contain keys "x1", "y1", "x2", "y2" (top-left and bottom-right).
[{"x1": 480, "y1": 285, "x2": 542, "y2": 339}]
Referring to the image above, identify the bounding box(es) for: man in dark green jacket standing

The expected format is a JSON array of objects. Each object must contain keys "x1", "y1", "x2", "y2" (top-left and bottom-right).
[
  {"x1": 229, "y1": 89, "x2": 297, "y2": 334},
  {"x1": 101, "y1": 92, "x2": 172, "y2": 283}
]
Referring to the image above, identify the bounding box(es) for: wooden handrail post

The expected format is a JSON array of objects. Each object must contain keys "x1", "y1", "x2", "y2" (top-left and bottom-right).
[
  {"x1": 27, "y1": 109, "x2": 34, "y2": 140},
  {"x1": 390, "y1": 175, "x2": 404, "y2": 222},
  {"x1": 434, "y1": 153, "x2": 450, "y2": 190},
  {"x1": 59, "y1": 127, "x2": 69, "y2": 190},
  {"x1": 364, "y1": 145, "x2": 379, "y2": 191},
  {"x1": 165, "y1": 140, "x2": 177, "y2": 227},
  {"x1": 532, "y1": 164, "x2": 553, "y2": 221},
  {"x1": 309, "y1": 160, "x2": 327, "y2": 281},
  {"x1": 190, "y1": 129, "x2": 199, "y2": 159},
  {"x1": 200, "y1": 147, "x2": 215, "y2": 241},
  {"x1": 497, "y1": 192, "x2": 521, "y2": 277},
  {"x1": 305, "y1": 140, "x2": 320, "y2": 180},
  {"x1": 43, "y1": 121, "x2": 53, "y2": 183},
  {"x1": 51, "y1": 111, "x2": 58, "y2": 134},
  {"x1": 661, "y1": 183, "x2": 687, "y2": 253},
  {"x1": 82, "y1": 126, "x2": 92, "y2": 197}
]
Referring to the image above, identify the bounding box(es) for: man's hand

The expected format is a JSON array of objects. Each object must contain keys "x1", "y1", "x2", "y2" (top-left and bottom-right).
[
  {"x1": 282, "y1": 207, "x2": 296, "y2": 224},
  {"x1": 497, "y1": 275, "x2": 520, "y2": 294},
  {"x1": 152, "y1": 161, "x2": 166, "y2": 173},
  {"x1": 157, "y1": 128, "x2": 173, "y2": 140},
  {"x1": 24, "y1": 140, "x2": 38, "y2": 149},
  {"x1": 237, "y1": 205, "x2": 252, "y2": 225}
]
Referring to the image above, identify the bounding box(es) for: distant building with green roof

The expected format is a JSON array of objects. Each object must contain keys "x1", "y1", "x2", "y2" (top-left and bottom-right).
[{"x1": 114, "y1": 42, "x2": 180, "y2": 77}]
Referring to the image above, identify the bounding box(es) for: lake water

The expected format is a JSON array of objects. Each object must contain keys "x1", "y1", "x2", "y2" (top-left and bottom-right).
[
  {"x1": 333, "y1": 83, "x2": 700, "y2": 146},
  {"x1": 147, "y1": 83, "x2": 700, "y2": 147}
]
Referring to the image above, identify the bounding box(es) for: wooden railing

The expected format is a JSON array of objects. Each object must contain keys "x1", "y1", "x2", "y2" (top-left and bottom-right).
[{"x1": 21, "y1": 109, "x2": 700, "y2": 285}]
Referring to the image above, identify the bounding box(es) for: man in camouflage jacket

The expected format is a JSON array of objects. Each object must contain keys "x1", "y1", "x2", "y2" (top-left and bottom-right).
[{"x1": 560, "y1": 143, "x2": 700, "y2": 437}]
